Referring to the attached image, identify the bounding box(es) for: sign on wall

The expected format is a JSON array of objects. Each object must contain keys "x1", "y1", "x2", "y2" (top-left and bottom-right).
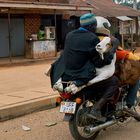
[{"x1": 32, "y1": 40, "x2": 56, "y2": 59}]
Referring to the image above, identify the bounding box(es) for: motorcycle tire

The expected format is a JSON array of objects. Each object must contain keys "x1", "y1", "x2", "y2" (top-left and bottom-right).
[{"x1": 69, "y1": 101, "x2": 100, "y2": 140}]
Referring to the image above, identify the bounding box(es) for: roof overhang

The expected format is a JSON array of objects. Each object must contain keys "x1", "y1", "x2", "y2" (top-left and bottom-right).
[
  {"x1": 71, "y1": 0, "x2": 140, "y2": 17},
  {"x1": 116, "y1": 16, "x2": 133, "y2": 21},
  {"x1": 0, "y1": 2, "x2": 93, "y2": 11}
]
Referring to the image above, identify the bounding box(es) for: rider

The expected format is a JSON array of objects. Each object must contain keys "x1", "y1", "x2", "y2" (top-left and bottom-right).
[
  {"x1": 95, "y1": 17, "x2": 140, "y2": 110},
  {"x1": 81, "y1": 16, "x2": 140, "y2": 118},
  {"x1": 86, "y1": 16, "x2": 119, "y2": 86},
  {"x1": 50, "y1": 13, "x2": 119, "y2": 121},
  {"x1": 85, "y1": 16, "x2": 120, "y2": 120},
  {"x1": 51, "y1": 13, "x2": 100, "y2": 88}
]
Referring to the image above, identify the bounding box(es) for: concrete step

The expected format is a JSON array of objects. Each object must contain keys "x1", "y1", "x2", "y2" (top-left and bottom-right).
[{"x1": 0, "y1": 94, "x2": 59, "y2": 121}]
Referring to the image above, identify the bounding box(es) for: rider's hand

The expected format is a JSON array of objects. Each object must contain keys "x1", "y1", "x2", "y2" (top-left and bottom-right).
[
  {"x1": 53, "y1": 78, "x2": 63, "y2": 92},
  {"x1": 64, "y1": 83, "x2": 78, "y2": 94},
  {"x1": 65, "y1": 83, "x2": 86, "y2": 94}
]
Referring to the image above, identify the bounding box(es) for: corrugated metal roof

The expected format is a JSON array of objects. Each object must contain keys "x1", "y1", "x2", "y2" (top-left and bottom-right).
[
  {"x1": 40, "y1": 0, "x2": 69, "y2": 3},
  {"x1": 70, "y1": 0, "x2": 140, "y2": 17},
  {"x1": 0, "y1": 1, "x2": 92, "y2": 11},
  {"x1": 0, "y1": 0, "x2": 140, "y2": 17}
]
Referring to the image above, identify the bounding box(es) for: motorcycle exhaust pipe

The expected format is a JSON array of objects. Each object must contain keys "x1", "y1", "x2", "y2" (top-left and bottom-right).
[{"x1": 85, "y1": 120, "x2": 117, "y2": 133}]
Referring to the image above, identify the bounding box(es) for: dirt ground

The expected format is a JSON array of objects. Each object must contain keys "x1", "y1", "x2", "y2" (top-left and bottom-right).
[
  {"x1": 0, "y1": 107, "x2": 140, "y2": 140},
  {"x1": 0, "y1": 62, "x2": 53, "y2": 95}
]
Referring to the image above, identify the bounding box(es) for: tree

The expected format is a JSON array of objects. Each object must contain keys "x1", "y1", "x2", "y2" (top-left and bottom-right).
[{"x1": 113, "y1": 0, "x2": 140, "y2": 10}]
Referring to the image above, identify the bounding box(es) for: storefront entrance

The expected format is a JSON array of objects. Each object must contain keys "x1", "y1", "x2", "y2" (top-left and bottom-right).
[{"x1": 0, "y1": 17, "x2": 24, "y2": 58}]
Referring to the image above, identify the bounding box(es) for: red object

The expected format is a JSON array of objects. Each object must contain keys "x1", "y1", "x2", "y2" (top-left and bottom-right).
[
  {"x1": 60, "y1": 92, "x2": 72, "y2": 99},
  {"x1": 116, "y1": 50, "x2": 129, "y2": 60}
]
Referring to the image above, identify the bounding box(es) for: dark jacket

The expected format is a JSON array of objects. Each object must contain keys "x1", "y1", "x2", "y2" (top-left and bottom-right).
[
  {"x1": 62, "y1": 29, "x2": 100, "y2": 82},
  {"x1": 50, "y1": 54, "x2": 65, "y2": 87},
  {"x1": 50, "y1": 29, "x2": 117, "y2": 87},
  {"x1": 50, "y1": 29, "x2": 100, "y2": 87}
]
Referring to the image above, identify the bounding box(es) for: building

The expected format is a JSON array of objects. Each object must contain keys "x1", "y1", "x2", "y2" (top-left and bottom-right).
[
  {"x1": 0, "y1": 0, "x2": 92, "y2": 60},
  {"x1": 0, "y1": 0, "x2": 140, "y2": 61},
  {"x1": 71, "y1": 0, "x2": 140, "y2": 49}
]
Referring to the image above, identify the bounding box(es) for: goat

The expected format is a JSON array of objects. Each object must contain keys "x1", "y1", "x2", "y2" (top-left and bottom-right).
[{"x1": 116, "y1": 59, "x2": 140, "y2": 85}]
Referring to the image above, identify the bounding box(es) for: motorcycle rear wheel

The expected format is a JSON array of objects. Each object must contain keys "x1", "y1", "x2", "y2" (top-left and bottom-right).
[{"x1": 69, "y1": 100, "x2": 100, "y2": 140}]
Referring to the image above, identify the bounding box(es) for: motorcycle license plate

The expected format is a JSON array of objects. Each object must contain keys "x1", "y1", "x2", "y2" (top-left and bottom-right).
[{"x1": 60, "y1": 101, "x2": 76, "y2": 114}]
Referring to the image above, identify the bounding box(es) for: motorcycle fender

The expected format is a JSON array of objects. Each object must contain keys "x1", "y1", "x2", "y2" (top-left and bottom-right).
[{"x1": 63, "y1": 113, "x2": 74, "y2": 121}]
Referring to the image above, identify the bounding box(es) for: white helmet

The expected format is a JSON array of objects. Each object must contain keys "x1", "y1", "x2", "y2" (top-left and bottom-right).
[{"x1": 95, "y1": 16, "x2": 111, "y2": 36}]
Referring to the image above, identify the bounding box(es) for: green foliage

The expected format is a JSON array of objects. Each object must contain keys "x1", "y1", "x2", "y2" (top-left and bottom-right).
[{"x1": 112, "y1": 0, "x2": 140, "y2": 9}]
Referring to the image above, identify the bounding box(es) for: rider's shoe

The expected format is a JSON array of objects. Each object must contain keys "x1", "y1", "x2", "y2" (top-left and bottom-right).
[
  {"x1": 123, "y1": 106, "x2": 140, "y2": 119},
  {"x1": 124, "y1": 105, "x2": 134, "y2": 112},
  {"x1": 123, "y1": 105, "x2": 133, "y2": 117}
]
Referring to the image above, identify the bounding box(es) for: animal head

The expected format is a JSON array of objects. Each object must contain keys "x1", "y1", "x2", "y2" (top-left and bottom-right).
[{"x1": 96, "y1": 37, "x2": 111, "y2": 59}]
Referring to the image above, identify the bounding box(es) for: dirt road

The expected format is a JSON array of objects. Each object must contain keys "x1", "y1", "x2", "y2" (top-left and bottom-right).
[
  {"x1": 0, "y1": 107, "x2": 140, "y2": 140},
  {"x1": 0, "y1": 61, "x2": 53, "y2": 95}
]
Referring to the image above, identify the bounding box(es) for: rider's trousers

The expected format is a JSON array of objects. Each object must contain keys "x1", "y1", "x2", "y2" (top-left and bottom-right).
[{"x1": 126, "y1": 79, "x2": 140, "y2": 108}]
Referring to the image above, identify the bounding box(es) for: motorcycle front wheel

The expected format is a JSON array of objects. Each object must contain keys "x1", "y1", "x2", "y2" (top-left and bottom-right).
[{"x1": 69, "y1": 100, "x2": 100, "y2": 140}]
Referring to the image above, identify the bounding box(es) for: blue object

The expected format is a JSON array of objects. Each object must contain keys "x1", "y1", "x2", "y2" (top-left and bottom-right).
[
  {"x1": 78, "y1": 27, "x2": 88, "y2": 31},
  {"x1": 126, "y1": 79, "x2": 140, "y2": 108},
  {"x1": 80, "y1": 13, "x2": 96, "y2": 27}
]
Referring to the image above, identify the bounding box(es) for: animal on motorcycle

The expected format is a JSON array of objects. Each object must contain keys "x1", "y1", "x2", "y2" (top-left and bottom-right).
[{"x1": 47, "y1": 13, "x2": 140, "y2": 140}]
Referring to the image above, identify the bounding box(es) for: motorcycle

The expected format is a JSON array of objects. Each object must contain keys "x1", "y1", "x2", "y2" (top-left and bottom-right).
[{"x1": 57, "y1": 83, "x2": 140, "y2": 140}]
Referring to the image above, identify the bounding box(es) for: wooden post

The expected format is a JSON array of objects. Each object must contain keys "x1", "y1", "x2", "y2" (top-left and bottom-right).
[
  {"x1": 121, "y1": 34, "x2": 124, "y2": 48},
  {"x1": 8, "y1": 8, "x2": 12, "y2": 62},
  {"x1": 131, "y1": 21, "x2": 134, "y2": 50},
  {"x1": 121, "y1": 22, "x2": 124, "y2": 48},
  {"x1": 54, "y1": 9, "x2": 57, "y2": 57}
]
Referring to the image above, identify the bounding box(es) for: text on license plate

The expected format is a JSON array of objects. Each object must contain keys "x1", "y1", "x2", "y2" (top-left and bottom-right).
[{"x1": 60, "y1": 101, "x2": 76, "y2": 114}]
